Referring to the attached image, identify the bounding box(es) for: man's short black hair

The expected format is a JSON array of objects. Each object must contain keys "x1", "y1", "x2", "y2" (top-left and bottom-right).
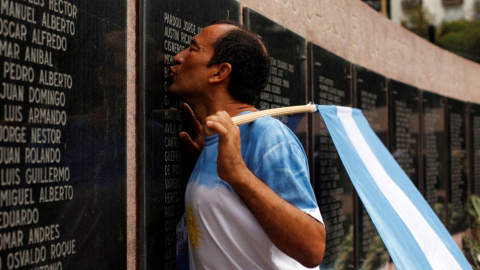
[{"x1": 207, "y1": 20, "x2": 270, "y2": 105}]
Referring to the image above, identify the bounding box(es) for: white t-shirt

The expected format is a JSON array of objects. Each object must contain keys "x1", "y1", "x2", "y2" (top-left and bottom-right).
[{"x1": 185, "y1": 115, "x2": 323, "y2": 269}]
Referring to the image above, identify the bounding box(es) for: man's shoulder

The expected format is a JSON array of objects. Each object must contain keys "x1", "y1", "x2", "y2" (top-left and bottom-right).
[
  {"x1": 240, "y1": 115, "x2": 303, "y2": 154},
  {"x1": 244, "y1": 116, "x2": 293, "y2": 139}
]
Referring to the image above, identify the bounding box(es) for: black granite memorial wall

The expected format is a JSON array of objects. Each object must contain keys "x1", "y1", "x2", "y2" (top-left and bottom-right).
[
  {"x1": 309, "y1": 43, "x2": 355, "y2": 269},
  {"x1": 353, "y1": 65, "x2": 387, "y2": 144},
  {"x1": 388, "y1": 80, "x2": 420, "y2": 188},
  {"x1": 244, "y1": 8, "x2": 308, "y2": 146},
  {"x1": 352, "y1": 65, "x2": 390, "y2": 270},
  {"x1": 421, "y1": 91, "x2": 447, "y2": 224},
  {"x1": 0, "y1": 0, "x2": 127, "y2": 269},
  {"x1": 140, "y1": 1, "x2": 240, "y2": 269},
  {"x1": 446, "y1": 98, "x2": 468, "y2": 233},
  {"x1": 471, "y1": 103, "x2": 480, "y2": 196}
]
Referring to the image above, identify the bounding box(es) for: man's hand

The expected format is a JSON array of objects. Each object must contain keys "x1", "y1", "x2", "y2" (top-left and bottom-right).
[
  {"x1": 205, "y1": 111, "x2": 247, "y2": 183},
  {"x1": 179, "y1": 103, "x2": 205, "y2": 158}
]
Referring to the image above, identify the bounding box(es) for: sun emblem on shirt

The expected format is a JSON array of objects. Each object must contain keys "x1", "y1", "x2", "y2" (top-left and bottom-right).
[{"x1": 187, "y1": 206, "x2": 203, "y2": 251}]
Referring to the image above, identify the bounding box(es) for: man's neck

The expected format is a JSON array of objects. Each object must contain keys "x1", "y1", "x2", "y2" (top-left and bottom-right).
[{"x1": 192, "y1": 101, "x2": 257, "y2": 125}]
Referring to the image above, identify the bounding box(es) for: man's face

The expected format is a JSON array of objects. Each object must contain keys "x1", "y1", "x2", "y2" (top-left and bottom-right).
[{"x1": 168, "y1": 24, "x2": 235, "y2": 100}]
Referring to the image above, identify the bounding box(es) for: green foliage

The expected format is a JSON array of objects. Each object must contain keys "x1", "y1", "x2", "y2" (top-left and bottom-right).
[
  {"x1": 401, "y1": 5, "x2": 480, "y2": 63},
  {"x1": 463, "y1": 195, "x2": 480, "y2": 269},
  {"x1": 440, "y1": 20, "x2": 471, "y2": 34},
  {"x1": 437, "y1": 20, "x2": 480, "y2": 63},
  {"x1": 334, "y1": 225, "x2": 353, "y2": 270},
  {"x1": 401, "y1": 5, "x2": 434, "y2": 39},
  {"x1": 464, "y1": 236, "x2": 480, "y2": 270},
  {"x1": 362, "y1": 234, "x2": 389, "y2": 270}
]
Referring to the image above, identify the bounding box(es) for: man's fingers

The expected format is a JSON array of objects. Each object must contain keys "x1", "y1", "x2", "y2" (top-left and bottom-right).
[
  {"x1": 183, "y1": 103, "x2": 203, "y2": 134},
  {"x1": 205, "y1": 111, "x2": 237, "y2": 135},
  {"x1": 205, "y1": 120, "x2": 229, "y2": 136},
  {"x1": 179, "y1": 131, "x2": 201, "y2": 153}
]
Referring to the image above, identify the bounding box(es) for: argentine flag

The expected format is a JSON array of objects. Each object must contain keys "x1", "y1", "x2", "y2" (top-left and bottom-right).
[{"x1": 316, "y1": 105, "x2": 471, "y2": 270}]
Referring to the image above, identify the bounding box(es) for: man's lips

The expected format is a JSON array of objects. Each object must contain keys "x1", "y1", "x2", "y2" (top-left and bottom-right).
[
  {"x1": 167, "y1": 67, "x2": 176, "y2": 85},
  {"x1": 169, "y1": 67, "x2": 176, "y2": 79}
]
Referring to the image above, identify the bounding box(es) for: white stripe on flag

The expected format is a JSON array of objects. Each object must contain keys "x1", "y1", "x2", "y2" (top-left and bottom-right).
[{"x1": 336, "y1": 106, "x2": 462, "y2": 270}]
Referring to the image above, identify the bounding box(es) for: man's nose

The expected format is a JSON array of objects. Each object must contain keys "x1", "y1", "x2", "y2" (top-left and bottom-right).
[{"x1": 172, "y1": 49, "x2": 187, "y2": 66}]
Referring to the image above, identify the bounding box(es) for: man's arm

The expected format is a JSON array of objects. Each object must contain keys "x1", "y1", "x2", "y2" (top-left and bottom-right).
[{"x1": 205, "y1": 111, "x2": 326, "y2": 268}]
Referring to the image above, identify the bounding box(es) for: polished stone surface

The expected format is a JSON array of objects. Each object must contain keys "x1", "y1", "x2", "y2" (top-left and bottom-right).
[
  {"x1": 421, "y1": 91, "x2": 446, "y2": 224},
  {"x1": 446, "y1": 98, "x2": 468, "y2": 234},
  {"x1": 471, "y1": 103, "x2": 480, "y2": 196},
  {"x1": 354, "y1": 65, "x2": 388, "y2": 144},
  {"x1": 388, "y1": 80, "x2": 420, "y2": 188},
  {"x1": 0, "y1": 0, "x2": 128, "y2": 268},
  {"x1": 245, "y1": 8, "x2": 308, "y2": 147},
  {"x1": 309, "y1": 43, "x2": 356, "y2": 269},
  {"x1": 141, "y1": 1, "x2": 240, "y2": 269}
]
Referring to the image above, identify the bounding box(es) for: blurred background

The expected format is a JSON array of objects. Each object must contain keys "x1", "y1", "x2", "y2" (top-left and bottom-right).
[{"x1": 362, "y1": 0, "x2": 480, "y2": 63}]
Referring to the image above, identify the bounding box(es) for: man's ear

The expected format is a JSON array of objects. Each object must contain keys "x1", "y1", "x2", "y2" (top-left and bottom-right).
[{"x1": 209, "y1": 63, "x2": 232, "y2": 84}]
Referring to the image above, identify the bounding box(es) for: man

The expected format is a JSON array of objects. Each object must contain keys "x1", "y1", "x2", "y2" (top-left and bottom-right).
[{"x1": 169, "y1": 20, "x2": 326, "y2": 269}]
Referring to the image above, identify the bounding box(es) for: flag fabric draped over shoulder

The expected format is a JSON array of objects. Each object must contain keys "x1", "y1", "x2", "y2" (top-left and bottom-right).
[{"x1": 316, "y1": 105, "x2": 471, "y2": 270}]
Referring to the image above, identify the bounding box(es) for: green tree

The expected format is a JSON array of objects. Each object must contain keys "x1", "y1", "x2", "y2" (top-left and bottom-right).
[
  {"x1": 401, "y1": 4, "x2": 480, "y2": 63},
  {"x1": 437, "y1": 20, "x2": 480, "y2": 63}
]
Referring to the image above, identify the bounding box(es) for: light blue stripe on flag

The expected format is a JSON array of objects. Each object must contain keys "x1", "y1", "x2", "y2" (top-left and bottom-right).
[{"x1": 316, "y1": 105, "x2": 471, "y2": 270}]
